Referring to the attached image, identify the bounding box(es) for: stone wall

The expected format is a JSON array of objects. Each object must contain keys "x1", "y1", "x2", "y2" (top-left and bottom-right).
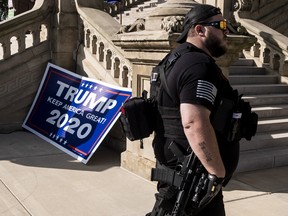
[{"x1": 0, "y1": 0, "x2": 53, "y2": 133}]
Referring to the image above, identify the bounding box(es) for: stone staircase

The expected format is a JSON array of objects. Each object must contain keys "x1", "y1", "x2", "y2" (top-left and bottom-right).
[
  {"x1": 114, "y1": 0, "x2": 167, "y2": 25},
  {"x1": 229, "y1": 58, "x2": 288, "y2": 172},
  {"x1": 256, "y1": 3, "x2": 288, "y2": 37}
]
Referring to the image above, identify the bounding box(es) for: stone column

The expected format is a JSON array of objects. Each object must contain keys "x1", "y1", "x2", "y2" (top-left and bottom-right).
[{"x1": 51, "y1": 0, "x2": 79, "y2": 71}]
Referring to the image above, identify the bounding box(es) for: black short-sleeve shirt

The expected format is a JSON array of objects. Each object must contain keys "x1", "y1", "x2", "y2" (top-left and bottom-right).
[{"x1": 161, "y1": 43, "x2": 230, "y2": 110}]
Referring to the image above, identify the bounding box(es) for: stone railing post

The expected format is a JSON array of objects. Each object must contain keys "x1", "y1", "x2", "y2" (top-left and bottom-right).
[
  {"x1": 51, "y1": 0, "x2": 79, "y2": 71},
  {"x1": 18, "y1": 33, "x2": 26, "y2": 53},
  {"x1": 2, "y1": 38, "x2": 11, "y2": 59},
  {"x1": 32, "y1": 27, "x2": 41, "y2": 46},
  {"x1": 111, "y1": 56, "x2": 120, "y2": 78},
  {"x1": 283, "y1": 60, "x2": 288, "y2": 76}
]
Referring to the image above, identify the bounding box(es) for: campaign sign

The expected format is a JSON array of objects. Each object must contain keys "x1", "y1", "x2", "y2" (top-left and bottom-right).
[{"x1": 23, "y1": 63, "x2": 132, "y2": 164}]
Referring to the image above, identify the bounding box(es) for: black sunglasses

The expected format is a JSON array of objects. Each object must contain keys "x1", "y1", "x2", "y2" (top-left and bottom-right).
[{"x1": 198, "y1": 19, "x2": 227, "y2": 31}]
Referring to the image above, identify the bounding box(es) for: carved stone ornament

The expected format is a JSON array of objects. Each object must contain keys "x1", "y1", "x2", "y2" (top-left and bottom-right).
[
  {"x1": 227, "y1": 15, "x2": 250, "y2": 35},
  {"x1": 233, "y1": 0, "x2": 252, "y2": 12},
  {"x1": 161, "y1": 16, "x2": 184, "y2": 33},
  {"x1": 118, "y1": 18, "x2": 145, "y2": 33}
]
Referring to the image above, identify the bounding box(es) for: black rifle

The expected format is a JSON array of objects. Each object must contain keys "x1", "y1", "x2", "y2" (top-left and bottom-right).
[
  {"x1": 169, "y1": 142, "x2": 204, "y2": 216},
  {"x1": 150, "y1": 141, "x2": 222, "y2": 216}
]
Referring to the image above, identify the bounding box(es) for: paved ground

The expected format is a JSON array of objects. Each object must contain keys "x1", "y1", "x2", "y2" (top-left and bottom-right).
[{"x1": 0, "y1": 131, "x2": 288, "y2": 216}]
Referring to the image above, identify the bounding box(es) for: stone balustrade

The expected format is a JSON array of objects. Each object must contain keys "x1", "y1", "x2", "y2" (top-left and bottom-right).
[
  {"x1": 75, "y1": 2, "x2": 133, "y2": 88},
  {"x1": 0, "y1": 0, "x2": 50, "y2": 61},
  {"x1": 233, "y1": 0, "x2": 288, "y2": 76},
  {"x1": 241, "y1": 18, "x2": 288, "y2": 76},
  {"x1": 0, "y1": 0, "x2": 54, "y2": 133}
]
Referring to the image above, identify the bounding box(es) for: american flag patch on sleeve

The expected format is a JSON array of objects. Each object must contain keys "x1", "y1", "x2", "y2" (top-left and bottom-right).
[{"x1": 196, "y1": 80, "x2": 217, "y2": 105}]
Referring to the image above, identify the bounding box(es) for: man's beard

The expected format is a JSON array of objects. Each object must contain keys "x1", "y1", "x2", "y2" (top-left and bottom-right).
[{"x1": 205, "y1": 34, "x2": 228, "y2": 58}]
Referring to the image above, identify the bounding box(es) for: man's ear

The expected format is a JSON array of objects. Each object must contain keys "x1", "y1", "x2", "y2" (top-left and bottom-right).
[{"x1": 195, "y1": 25, "x2": 205, "y2": 36}]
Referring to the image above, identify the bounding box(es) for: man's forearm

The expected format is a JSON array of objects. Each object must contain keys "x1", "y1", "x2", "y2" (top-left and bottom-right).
[
  {"x1": 180, "y1": 103, "x2": 225, "y2": 178},
  {"x1": 185, "y1": 123, "x2": 225, "y2": 178}
]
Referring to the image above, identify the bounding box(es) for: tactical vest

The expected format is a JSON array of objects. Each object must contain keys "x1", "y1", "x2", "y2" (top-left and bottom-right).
[
  {"x1": 150, "y1": 48, "x2": 189, "y2": 140},
  {"x1": 150, "y1": 47, "x2": 258, "y2": 142}
]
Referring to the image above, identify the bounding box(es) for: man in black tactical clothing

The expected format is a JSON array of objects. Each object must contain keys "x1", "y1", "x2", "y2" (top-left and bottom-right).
[{"x1": 147, "y1": 3, "x2": 240, "y2": 216}]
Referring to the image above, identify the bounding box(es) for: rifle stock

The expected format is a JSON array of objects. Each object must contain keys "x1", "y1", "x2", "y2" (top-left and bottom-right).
[
  {"x1": 150, "y1": 141, "x2": 221, "y2": 216},
  {"x1": 169, "y1": 142, "x2": 203, "y2": 216}
]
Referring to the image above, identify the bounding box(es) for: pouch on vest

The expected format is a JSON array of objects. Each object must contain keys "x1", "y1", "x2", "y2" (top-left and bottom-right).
[
  {"x1": 226, "y1": 95, "x2": 258, "y2": 142},
  {"x1": 211, "y1": 97, "x2": 234, "y2": 135},
  {"x1": 212, "y1": 91, "x2": 258, "y2": 142},
  {"x1": 120, "y1": 91, "x2": 157, "y2": 143},
  {"x1": 120, "y1": 48, "x2": 192, "y2": 145},
  {"x1": 236, "y1": 98, "x2": 258, "y2": 141}
]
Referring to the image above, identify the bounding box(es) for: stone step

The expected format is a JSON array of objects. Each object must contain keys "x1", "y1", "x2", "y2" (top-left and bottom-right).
[
  {"x1": 231, "y1": 58, "x2": 256, "y2": 66},
  {"x1": 233, "y1": 84, "x2": 288, "y2": 95},
  {"x1": 229, "y1": 66, "x2": 267, "y2": 75},
  {"x1": 119, "y1": 0, "x2": 164, "y2": 25},
  {"x1": 243, "y1": 94, "x2": 288, "y2": 106},
  {"x1": 252, "y1": 104, "x2": 288, "y2": 118},
  {"x1": 229, "y1": 74, "x2": 279, "y2": 85},
  {"x1": 256, "y1": 117, "x2": 288, "y2": 133},
  {"x1": 240, "y1": 130, "x2": 288, "y2": 152},
  {"x1": 233, "y1": 56, "x2": 288, "y2": 171},
  {"x1": 260, "y1": 3, "x2": 288, "y2": 29},
  {"x1": 237, "y1": 146, "x2": 288, "y2": 172}
]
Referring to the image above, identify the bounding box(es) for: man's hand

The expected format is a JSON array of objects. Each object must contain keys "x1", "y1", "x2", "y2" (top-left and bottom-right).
[{"x1": 198, "y1": 174, "x2": 223, "y2": 207}]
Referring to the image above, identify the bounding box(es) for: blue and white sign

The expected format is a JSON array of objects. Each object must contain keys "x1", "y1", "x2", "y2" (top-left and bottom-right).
[{"x1": 23, "y1": 63, "x2": 132, "y2": 164}]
